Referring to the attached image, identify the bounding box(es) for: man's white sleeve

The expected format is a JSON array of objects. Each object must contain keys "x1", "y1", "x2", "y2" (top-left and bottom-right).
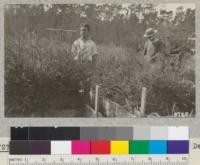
[
  {"x1": 71, "y1": 41, "x2": 79, "y2": 60},
  {"x1": 92, "y1": 43, "x2": 98, "y2": 56},
  {"x1": 71, "y1": 41, "x2": 76, "y2": 55}
]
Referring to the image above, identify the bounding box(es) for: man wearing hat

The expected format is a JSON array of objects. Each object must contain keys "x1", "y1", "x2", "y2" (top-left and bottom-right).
[{"x1": 143, "y1": 28, "x2": 163, "y2": 69}]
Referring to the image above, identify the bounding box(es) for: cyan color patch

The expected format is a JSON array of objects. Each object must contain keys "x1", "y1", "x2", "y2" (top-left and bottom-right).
[{"x1": 149, "y1": 140, "x2": 167, "y2": 154}]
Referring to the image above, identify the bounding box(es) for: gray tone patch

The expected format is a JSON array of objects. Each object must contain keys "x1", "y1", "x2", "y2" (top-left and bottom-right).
[
  {"x1": 133, "y1": 127, "x2": 151, "y2": 140},
  {"x1": 150, "y1": 126, "x2": 168, "y2": 140},
  {"x1": 80, "y1": 127, "x2": 99, "y2": 140}
]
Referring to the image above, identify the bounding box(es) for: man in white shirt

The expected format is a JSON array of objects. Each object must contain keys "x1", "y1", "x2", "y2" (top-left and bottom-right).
[
  {"x1": 72, "y1": 23, "x2": 98, "y2": 65},
  {"x1": 71, "y1": 23, "x2": 98, "y2": 101}
]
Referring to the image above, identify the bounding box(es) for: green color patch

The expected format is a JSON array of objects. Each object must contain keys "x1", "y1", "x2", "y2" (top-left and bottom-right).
[{"x1": 129, "y1": 140, "x2": 149, "y2": 154}]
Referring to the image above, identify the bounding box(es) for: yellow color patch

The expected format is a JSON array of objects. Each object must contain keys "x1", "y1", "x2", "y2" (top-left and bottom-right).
[{"x1": 111, "y1": 141, "x2": 129, "y2": 154}]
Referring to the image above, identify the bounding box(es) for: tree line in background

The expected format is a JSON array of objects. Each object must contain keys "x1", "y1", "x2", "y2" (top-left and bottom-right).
[{"x1": 5, "y1": 4, "x2": 195, "y2": 48}]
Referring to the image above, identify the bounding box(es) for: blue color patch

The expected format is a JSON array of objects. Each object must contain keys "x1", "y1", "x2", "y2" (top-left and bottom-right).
[{"x1": 149, "y1": 140, "x2": 167, "y2": 154}]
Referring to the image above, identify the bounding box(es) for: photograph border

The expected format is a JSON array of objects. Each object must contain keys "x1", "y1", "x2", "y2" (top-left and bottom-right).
[{"x1": 0, "y1": 0, "x2": 199, "y2": 138}]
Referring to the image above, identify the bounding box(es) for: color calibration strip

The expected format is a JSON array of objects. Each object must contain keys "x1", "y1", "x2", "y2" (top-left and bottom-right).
[{"x1": 10, "y1": 127, "x2": 189, "y2": 155}]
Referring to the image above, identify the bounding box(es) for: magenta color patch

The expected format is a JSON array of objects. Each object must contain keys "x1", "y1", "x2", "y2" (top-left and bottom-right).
[{"x1": 72, "y1": 140, "x2": 90, "y2": 154}]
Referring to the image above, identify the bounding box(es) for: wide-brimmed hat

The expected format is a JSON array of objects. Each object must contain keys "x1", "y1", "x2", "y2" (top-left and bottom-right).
[{"x1": 144, "y1": 28, "x2": 158, "y2": 38}]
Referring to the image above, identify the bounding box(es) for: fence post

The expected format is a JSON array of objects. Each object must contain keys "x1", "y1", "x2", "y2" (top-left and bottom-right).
[
  {"x1": 140, "y1": 87, "x2": 147, "y2": 116},
  {"x1": 94, "y1": 85, "x2": 100, "y2": 117},
  {"x1": 115, "y1": 102, "x2": 119, "y2": 117}
]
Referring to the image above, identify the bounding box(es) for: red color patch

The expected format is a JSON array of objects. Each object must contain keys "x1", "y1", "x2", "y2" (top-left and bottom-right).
[{"x1": 91, "y1": 141, "x2": 110, "y2": 154}]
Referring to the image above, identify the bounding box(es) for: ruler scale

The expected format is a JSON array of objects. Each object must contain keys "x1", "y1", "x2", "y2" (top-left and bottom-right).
[{"x1": 7, "y1": 155, "x2": 189, "y2": 165}]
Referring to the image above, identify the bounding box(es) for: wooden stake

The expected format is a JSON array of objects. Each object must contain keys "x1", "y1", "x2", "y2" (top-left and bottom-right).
[
  {"x1": 140, "y1": 87, "x2": 147, "y2": 116},
  {"x1": 94, "y1": 85, "x2": 100, "y2": 117}
]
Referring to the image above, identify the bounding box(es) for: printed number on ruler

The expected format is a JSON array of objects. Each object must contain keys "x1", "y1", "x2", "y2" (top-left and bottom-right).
[
  {"x1": 0, "y1": 138, "x2": 9, "y2": 152},
  {"x1": 8, "y1": 155, "x2": 189, "y2": 165},
  {"x1": 0, "y1": 144, "x2": 9, "y2": 152}
]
